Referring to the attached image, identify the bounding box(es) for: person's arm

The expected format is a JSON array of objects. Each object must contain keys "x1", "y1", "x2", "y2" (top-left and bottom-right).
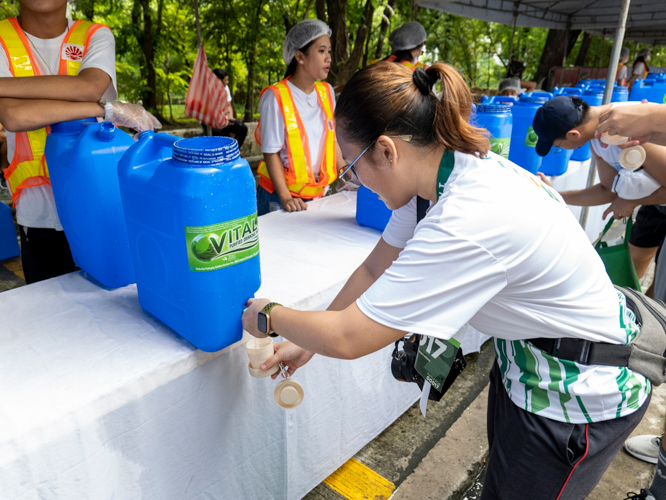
[
  {"x1": 0, "y1": 98, "x2": 103, "y2": 132},
  {"x1": 596, "y1": 102, "x2": 666, "y2": 148},
  {"x1": 636, "y1": 142, "x2": 666, "y2": 187},
  {"x1": 263, "y1": 237, "x2": 403, "y2": 377},
  {"x1": 0, "y1": 68, "x2": 111, "y2": 102},
  {"x1": 328, "y1": 238, "x2": 402, "y2": 311},
  {"x1": 602, "y1": 187, "x2": 666, "y2": 219},
  {"x1": 557, "y1": 154, "x2": 618, "y2": 206},
  {"x1": 263, "y1": 152, "x2": 307, "y2": 212},
  {"x1": 521, "y1": 80, "x2": 537, "y2": 92}
]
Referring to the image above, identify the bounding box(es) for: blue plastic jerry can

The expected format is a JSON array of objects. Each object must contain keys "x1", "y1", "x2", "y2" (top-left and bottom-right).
[
  {"x1": 0, "y1": 201, "x2": 19, "y2": 261},
  {"x1": 45, "y1": 120, "x2": 136, "y2": 288},
  {"x1": 118, "y1": 134, "x2": 261, "y2": 352}
]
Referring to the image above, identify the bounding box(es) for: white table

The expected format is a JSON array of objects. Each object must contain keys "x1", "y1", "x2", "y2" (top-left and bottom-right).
[{"x1": 2, "y1": 192, "x2": 490, "y2": 500}]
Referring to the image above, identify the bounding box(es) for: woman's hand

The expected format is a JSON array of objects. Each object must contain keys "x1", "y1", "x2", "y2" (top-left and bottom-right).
[
  {"x1": 263, "y1": 341, "x2": 315, "y2": 379},
  {"x1": 536, "y1": 172, "x2": 553, "y2": 187},
  {"x1": 603, "y1": 197, "x2": 637, "y2": 220},
  {"x1": 242, "y1": 298, "x2": 271, "y2": 338},
  {"x1": 595, "y1": 100, "x2": 655, "y2": 149},
  {"x1": 280, "y1": 195, "x2": 308, "y2": 212}
]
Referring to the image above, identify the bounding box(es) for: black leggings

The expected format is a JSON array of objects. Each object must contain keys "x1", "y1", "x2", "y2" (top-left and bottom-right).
[{"x1": 19, "y1": 225, "x2": 76, "y2": 284}]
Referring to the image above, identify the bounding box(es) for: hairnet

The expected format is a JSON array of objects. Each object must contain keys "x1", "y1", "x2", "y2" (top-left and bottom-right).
[
  {"x1": 498, "y1": 77, "x2": 521, "y2": 93},
  {"x1": 388, "y1": 22, "x2": 427, "y2": 52},
  {"x1": 638, "y1": 48, "x2": 651, "y2": 57},
  {"x1": 283, "y1": 19, "x2": 332, "y2": 65},
  {"x1": 620, "y1": 47, "x2": 630, "y2": 59}
]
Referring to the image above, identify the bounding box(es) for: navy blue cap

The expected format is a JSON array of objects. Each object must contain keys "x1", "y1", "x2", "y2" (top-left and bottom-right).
[{"x1": 532, "y1": 96, "x2": 583, "y2": 156}]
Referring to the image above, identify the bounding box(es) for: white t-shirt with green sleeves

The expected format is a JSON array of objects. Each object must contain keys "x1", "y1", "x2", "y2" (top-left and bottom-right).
[{"x1": 357, "y1": 151, "x2": 650, "y2": 424}]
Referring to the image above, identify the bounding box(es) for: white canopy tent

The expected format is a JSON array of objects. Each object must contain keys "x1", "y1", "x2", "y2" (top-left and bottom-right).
[
  {"x1": 417, "y1": 0, "x2": 659, "y2": 227},
  {"x1": 417, "y1": 0, "x2": 665, "y2": 43}
]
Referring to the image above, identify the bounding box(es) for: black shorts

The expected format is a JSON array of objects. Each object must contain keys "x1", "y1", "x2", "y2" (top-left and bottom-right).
[
  {"x1": 481, "y1": 362, "x2": 649, "y2": 499},
  {"x1": 629, "y1": 205, "x2": 666, "y2": 248}
]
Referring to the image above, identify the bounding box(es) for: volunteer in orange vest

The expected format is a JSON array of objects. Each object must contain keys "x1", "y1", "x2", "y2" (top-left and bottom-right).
[
  {"x1": 256, "y1": 19, "x2": 345, "y2": 215},
  {"x1": 382, "y1": 21, "x2": 427, "y2": 70},
  {"x1": 0, "y1": 0, "x2": 159, "y2": 284},
  {"x1": 628, "y1": 48, "x2": 650, "y2": 89},
  {"x1": 615, "y1": 47, "x2": 630, "y2": 87}
]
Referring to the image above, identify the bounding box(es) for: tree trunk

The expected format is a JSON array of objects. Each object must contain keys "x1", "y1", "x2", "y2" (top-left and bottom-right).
[
  {"x1": 243, "y1": 0, "x2": 265, "y2": 122},
  {"x1": 575, "y1": 31, "x2": 593, "y2": 66},
  {"x1": 138, "y1": 0, "x2": 157, "y2": 112},
  {"x1": 316, "y1": 0, "x2": 327, "y2": 23},
  {"x1": 533, "y1": 28, "x2": 581, "y2": 88},
  {"x1": 326, "y1": 0, "x2": 374, "y2": 86},
  {"x1": 374, "y1": 0, "x2": 397, "y2": 60}
]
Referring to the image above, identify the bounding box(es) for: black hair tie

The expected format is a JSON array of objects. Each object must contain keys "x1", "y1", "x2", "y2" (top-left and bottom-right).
[{"x1": 413, "y1": 67, "x2": 437, "y2": 96}]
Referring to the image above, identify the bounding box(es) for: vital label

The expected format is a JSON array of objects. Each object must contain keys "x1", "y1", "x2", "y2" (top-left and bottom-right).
[
  {"x1": 185, "y1": 213, "x2": 259, "y2": 271},
  {"x1": 490, "y1": 137, "x2": 510, "y2": 158},
  {"x1": 524, "y1": 126, "x2": 538, "y2": 148}
]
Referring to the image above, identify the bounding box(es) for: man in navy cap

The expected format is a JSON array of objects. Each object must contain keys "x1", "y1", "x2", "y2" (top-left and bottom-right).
[{"x1": 534, "y1": 95, "x2": 666, "y2": 284}]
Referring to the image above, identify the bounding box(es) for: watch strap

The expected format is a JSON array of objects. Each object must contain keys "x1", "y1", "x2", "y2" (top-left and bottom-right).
[{"x1": 261, "y1": 302, "x2": 282, "y2": 337}]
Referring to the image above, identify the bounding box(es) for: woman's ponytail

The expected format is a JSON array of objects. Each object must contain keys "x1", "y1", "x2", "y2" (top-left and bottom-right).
[
  {"x1": 425, "y1": 64, "x2": 489, "y2": 156},
  {"x1": 336, "y1": 62, "x2": 489, "y2": 157}
]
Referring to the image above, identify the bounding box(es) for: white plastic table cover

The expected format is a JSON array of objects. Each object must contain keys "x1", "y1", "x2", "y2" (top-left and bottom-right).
[{"x1": 0, "y1": 192, "x2": 489, "y2": 500}]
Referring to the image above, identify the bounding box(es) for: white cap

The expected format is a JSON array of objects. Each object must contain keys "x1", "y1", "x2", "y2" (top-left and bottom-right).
[{"x1": 283, "y1": 19, "x2": 331, "y2": 65}]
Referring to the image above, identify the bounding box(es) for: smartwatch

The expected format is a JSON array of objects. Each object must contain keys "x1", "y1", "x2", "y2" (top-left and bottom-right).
[{"x1": 258, "y1": 302, "x2": 281, "y2": 337}]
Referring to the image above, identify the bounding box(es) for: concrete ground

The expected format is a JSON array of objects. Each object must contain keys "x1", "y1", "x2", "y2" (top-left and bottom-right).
[{"x1": 305, "y1": 351, "x2": 664, "y2": 500}]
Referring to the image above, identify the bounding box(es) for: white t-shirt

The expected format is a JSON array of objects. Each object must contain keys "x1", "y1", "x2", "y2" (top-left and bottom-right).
[
  {"x1": 357, "y1": 151, "x2": 649, "y2": 423},
  {"x1": 224, "y1": 84, "x2": 232, "y2": 102},
  {"x1": 617, "y1": 65, "x2": 628, "y2": 82},
  {"x1": 633, "y1": 61, "x2": 647, "y2": 77},
  {"x1": 0, "y1": 20, "x2": 117, "y2": 230},
  {"x1": 258, "y1": 80, "x2": 335, "y2": 177}
]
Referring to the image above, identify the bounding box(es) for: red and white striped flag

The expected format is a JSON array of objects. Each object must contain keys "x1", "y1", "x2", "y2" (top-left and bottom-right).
[{"x1": 185, "y1": 45, "x2": 229, "y2": 129}]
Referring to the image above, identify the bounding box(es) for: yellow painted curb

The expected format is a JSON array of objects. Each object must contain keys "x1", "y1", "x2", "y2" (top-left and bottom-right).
[{"x1": 323, "y1": 457, "x2": 396, "y2": 500}]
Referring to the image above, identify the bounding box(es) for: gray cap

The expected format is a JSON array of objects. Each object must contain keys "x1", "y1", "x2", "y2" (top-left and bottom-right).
[
  {"x1": 620, "y1": 47, "x2": 630, "y2": 59},
  {"x1": 638, "y1": 48, "x2": 651, "y2": 57},
  {"x1": 498, "y1": 77, "x2": 521, "y2": 94},
  {"x1": 388, "y1": 21, "x2": 427, "y2": 52},
  {"x1": 283, "y1": 19, "x2": 332, "y2": 65}
]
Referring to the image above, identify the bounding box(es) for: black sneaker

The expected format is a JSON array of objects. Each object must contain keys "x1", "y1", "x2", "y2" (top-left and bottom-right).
[{"x1": 625, "y1": 489, "x2": 656, "y2": 500}]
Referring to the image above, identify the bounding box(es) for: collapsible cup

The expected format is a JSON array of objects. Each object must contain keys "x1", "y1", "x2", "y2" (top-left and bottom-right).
[
  {"x1": 619, "y1": 146, "x2": 647, "y2": 170},
  {"x1": 274, "y1": 379, "x2": 304, "y2": 409},
  {"x1": 246, "y1": 338, "x2": 280, "y2": 378},
  {"x1": 600, "y1": 133, "x2": 630, "y2": 146}
]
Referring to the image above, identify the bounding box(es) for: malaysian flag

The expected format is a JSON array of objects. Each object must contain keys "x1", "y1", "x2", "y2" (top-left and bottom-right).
[{"x1": 185, "y1": 45, "x2": 229, "y2": 129}]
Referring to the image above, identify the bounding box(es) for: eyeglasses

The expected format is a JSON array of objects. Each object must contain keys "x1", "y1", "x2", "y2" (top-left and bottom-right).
[{"x1": 338, "y1": 135, "x2": 413, "y2": 187}]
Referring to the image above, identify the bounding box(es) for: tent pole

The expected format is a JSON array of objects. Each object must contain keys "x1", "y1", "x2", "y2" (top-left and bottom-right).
[{"x1": 580, "y1": 0, "x2": 631, "y2": 229}]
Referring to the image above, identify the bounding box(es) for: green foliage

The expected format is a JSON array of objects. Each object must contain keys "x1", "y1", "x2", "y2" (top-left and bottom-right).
[{"x1": 3, "y1": 0, "x2": 664, "y2": 122}]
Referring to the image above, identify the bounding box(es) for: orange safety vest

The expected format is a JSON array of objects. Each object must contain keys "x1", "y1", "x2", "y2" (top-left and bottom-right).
[
  {"x1": 370, "y1": 55, "x2": 427, "y2": 70},
  {"x1": 254, "y1": 79, "x2": 337, "y2": 199},
  {"x1": 0, "y1": 17, "x2": 106, "y2": 206}
]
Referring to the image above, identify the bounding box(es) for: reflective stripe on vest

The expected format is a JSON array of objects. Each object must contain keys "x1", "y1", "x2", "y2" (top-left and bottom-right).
[
  {"x1": 0, "y1": 18, "x2": 106, "y2": 206},
  {"x1": 370, "y1": 56, "x2": 426, "y2": 70},
  {"x1": 256, "y1": 79, "x2": 337, "y2": 199}
]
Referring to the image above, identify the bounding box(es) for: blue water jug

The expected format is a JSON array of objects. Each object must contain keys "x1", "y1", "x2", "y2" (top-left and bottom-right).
[
  {"x1": 576, "y1": 79, "x2": 595, "y2": 90},
  {"x1": 508, "y1": 91, "x2": 552, "y2": 174},
  {"x1": 475, "y1": 103, "x2": 512, "y2": 158},
  {"x1": 612, "y1": 85, "x2": 629, "y2": 102},
  {"x1": 539, "y1": 146, "x2": 575, "y2": 177},
  {"x1": 553, "y1": 87, "x2": 583, "y2": 97},
  {"x1": 356, "y1": 185, "x2": 392, "y2": 231},
  {"x1": 484, "y1": 96, "x2": 518, "y2": 106},
  {"x1": 647, "y1": 73, "x2": 666, "y2": 81},
  {"x1": 45, "y1": 120, "x2": 135, "y2": 288},
  {"x1": 630, "y1": 79, "x2": 666, "y2": 103},
  {"x1": 571, "y1": 86, "x2": 604, "y2": 162},
  {"x1": 118, "y1": 134, "x2": 260, "y2": 352},
  {"x1": 0, "y1": 201, "x2": 19, "y2": 261}
]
